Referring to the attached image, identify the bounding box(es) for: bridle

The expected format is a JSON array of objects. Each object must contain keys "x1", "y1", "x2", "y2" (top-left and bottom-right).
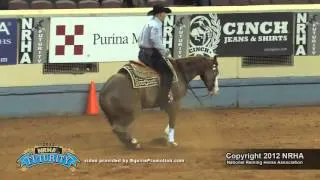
[
  {"x1": 174, "y1": 58, "x2": 219, "y2": 106},
  {"x1": 199, "y1": 63, "x2": 219, "y2": 98},
  {"x1": 170, "y1": 59, "x2": 203, "y2": 106}
]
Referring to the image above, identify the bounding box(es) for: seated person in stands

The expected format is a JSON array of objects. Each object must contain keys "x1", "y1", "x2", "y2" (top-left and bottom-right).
[{"x1": 0, "y1": 0, "x2": 8, "y2": 10}]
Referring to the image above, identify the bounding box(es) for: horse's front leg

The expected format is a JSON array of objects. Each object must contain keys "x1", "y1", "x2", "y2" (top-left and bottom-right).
[{"x1": 164, "y1": 102, "x2": 179, "y2": 147}]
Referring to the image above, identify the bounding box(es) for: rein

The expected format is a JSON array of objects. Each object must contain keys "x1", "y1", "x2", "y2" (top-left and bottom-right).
[
  {"x1": 173, "y1": 59, "x2": 204, "y2": 106},
  {"x1": 168, "y1": 20, "x2": 207, "y2": 104}
]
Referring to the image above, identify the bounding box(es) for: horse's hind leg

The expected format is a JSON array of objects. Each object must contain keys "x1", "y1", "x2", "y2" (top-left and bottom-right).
[{"x1": 112, "y1": 113, "x2": 141, "y2": 150}]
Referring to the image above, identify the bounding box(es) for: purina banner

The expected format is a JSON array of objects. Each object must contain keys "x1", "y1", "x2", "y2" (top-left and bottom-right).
[
  {"x1": 187, "y1": 12, "x2": 294, "y2": 57},
  {"x1": 49, "y1": 16, "x2": 176, "y2": 63},
  {"x1": 49, "y1": 16, "x2": 151, "y2": 63}
]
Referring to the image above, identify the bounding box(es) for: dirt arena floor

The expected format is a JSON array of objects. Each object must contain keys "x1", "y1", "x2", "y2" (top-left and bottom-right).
[{"x1": 1, "y1": 106, "x2": 320, "y2": 179}]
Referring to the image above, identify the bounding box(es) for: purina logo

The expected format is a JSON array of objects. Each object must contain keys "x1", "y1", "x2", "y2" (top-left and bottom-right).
[
  {"x1": 189, "y1": 14, "x2": 221, "y2": 57},
  {"x1": 55, "y1": 25, "x2": 84, "y2": 56},
  {"x1": 17, "y1": 143, "x2": 80, "y2": 172}
]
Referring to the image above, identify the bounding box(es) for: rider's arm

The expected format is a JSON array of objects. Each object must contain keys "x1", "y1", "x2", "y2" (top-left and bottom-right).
[{"x1": 150, "y1": 25, "x2": 167, "y2": 57}]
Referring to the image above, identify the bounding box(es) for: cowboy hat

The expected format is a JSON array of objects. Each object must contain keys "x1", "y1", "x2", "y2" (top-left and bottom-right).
[{"x1": 147, "y1": 4, "x2": 172, "y2": 16}]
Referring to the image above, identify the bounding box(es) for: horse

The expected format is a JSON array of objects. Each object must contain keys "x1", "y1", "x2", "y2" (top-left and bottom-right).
[{"x1": 99, "y1": 55, "x2": 220, "y2": 150}]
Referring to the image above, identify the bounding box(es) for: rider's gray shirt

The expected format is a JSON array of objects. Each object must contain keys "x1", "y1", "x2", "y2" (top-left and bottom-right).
[{"x1": 138, "y1": 16, "x2": 167, "y2": 57}]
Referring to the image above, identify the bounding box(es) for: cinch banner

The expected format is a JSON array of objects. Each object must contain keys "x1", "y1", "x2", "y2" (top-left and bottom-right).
[
  {"x1": 0, "y1": 19, "x2": 17, "y2": 65},
  {"x1": 187, "y1": 12, "x2": 294, "y2": 57},
  {"x1": 48, "y1": 16, "x2": 152, "y2": 63}
]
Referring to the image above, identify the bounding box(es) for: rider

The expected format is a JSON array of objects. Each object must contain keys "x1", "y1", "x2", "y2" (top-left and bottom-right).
[{"x1": 138, "y1": 4, "x2": 174, "y2": 109}]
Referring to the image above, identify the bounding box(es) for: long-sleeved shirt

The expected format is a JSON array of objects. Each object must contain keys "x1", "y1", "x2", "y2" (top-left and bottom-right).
[{"x1": 138, "y1": 16, "x2": 167, "y2": 57}]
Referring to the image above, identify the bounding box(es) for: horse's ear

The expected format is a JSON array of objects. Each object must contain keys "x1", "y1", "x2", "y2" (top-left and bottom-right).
[{"x1": 209, "y1": 54, "x2": 217, "y2": 60}]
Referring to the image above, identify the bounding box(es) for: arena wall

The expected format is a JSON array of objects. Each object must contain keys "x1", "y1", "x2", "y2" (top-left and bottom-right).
[
  {"x1": 1, "y1": 5, "x2": 320, "y2": 118},
  {"x1": 1, "y1": 75, "x2": 320, "y2": 118}
]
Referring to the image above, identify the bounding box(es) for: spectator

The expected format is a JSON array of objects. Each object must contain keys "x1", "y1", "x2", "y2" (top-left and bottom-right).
[
  {"x1": 123, "y1": 0, "x2": 134, "y2": 7},
  {"x1": 0, "y1": 0, "x2": 9, "y2": 10},
  {"x1": 196, "y1": 0, "x2": 211, "y2": 6},
  {"x1": 173, "y1": 0, "x2": 195, "y2": 5}
]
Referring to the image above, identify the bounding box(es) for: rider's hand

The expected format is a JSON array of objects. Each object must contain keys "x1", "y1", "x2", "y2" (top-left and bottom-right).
[
  {"x1": 167, "y1": 56, "x2": 174, "y2": 61},
  {"x1": 165, "y1": 49, "x2": 174, "y2": 60},
  {"x1": 166, "y1": 52, "x2": 174, "y2": 61}
]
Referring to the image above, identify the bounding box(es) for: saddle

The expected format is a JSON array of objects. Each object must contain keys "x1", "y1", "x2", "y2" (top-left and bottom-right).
[{"x1": 119, "y1": 60, "x2": 178, "y2": 89}]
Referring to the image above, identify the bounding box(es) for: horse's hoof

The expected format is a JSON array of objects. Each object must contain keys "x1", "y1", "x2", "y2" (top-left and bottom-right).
[
  {"x1": 127, "y1": 138, "x2": 141, "y2": 150},
  {"x1": 164, "y1": 126, "x2": 169, "y2": 136},
  {"x1": 135, "y1": 143, "x2": 141, "y2": 149},
  {"x1": 168, "y1": 141, "x2": 179, "y2": 148},
  {"x1": 131, "y1": 142, "x2": 141, "y2": 150}
]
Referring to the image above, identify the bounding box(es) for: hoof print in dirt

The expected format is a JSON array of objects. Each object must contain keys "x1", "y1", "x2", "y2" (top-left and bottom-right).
[{"x1": 149, "y1": 137, "x2": 168, "y2": 146}]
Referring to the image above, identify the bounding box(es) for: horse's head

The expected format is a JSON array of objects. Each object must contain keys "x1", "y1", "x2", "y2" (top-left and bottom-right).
[
  {"x1": 174, "y1": 55, "x2": 220, "y2": 96},
  {"x1": 199, "y1": 55, "x2": 220, "y2": 96}
]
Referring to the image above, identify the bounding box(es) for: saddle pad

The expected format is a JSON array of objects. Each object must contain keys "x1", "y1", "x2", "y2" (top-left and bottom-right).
[{"x1": 120, "y1": 61, "x2": 178, "y2": 89}]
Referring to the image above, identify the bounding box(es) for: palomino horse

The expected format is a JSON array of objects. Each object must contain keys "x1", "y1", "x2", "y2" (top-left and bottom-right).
[{"x1": 99, "y1": 55, "x2": 219, "y2": 149}]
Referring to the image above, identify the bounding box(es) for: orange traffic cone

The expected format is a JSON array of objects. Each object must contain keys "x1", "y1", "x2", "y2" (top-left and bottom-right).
[{"x1": 86, "y1": 80, "x2": 99, "y2": 115}]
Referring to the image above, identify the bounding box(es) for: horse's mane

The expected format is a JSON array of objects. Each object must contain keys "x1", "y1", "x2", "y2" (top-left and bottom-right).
[
  {"x1": 174, "y1": 56, "x2": 202, "y2": 63},
  {"x1": 171, "y1": 55, "x2": 216, "y2": 73}
]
